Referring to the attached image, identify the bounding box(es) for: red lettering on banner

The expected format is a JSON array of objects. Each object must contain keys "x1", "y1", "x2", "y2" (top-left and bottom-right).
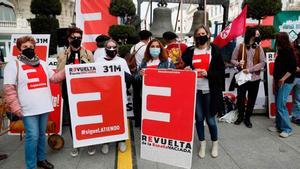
[
  {"x1": 22, "y1": 64, "x2": 48, "y2": 90},
  {"x1": 143, "y1": 70, "x2": 196, "y2": 142},
  {"x1": 70, "y1": 76, "x2": 125, "y2": 140},
  {"x1": 268, "y1": 62, "x2": 274, "y2": 76}
]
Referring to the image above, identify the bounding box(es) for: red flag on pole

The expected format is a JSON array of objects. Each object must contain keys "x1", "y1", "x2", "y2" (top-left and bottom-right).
[{"x1": 213, "y1": 5, "x2": 248, "y2": 48}]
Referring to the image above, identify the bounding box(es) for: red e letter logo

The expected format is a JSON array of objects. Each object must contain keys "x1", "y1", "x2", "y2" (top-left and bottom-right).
[
  {"x1": 22, "y1": 64, "x2": 48, "y2": 90},
  {"x1": 70, "y1": 76, "x2": 125, "y2": 140},
  {"x1": 142, "y1": 70, "x2": 196, "y2": 142}
]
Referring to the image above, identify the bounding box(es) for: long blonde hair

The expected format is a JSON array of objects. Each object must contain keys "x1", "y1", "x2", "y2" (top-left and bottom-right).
[{"x1": 193, "y1": 24, "x2": 211, "y2": 50}]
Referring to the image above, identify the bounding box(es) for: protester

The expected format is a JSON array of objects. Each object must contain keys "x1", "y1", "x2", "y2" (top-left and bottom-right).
[
  {"x1": 130, "y1": 30, "x2": 152, "y2": 67},
  {"x1": 139, "y1": 39, "x2": 175, "y2": 70},
  {"x1": 182, "y1": 25, "x2": 224, "y2": 158},
  {"x1": 268, "y1": 32, "x2": 297, "y2": 138},
  {"x1": 4, "y1": 35, "x2": 66, "y2": 169},
  {"x1": 93, "y1": 34, "x2": 110, "y2": 61},
  {"x1": 97, "y1": 39, "x2": 132, "y2": 154},
  {"x1": 231, "y1": 29, "x2": 265, "y2": 128},
  {"x1": 291, "y1": 33, "x2": 300, "y2": 125},
  {"x1": 57, "y1": 27, "x2": 95, "y2": 157},
  {"x1": 163, "y1": 31, "x2": 187, "y2": 69}
]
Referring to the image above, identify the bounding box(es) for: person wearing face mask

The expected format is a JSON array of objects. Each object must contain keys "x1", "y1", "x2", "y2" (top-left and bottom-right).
[
  {"x1": 182, "y1": 25, "x2": 225, "y2": 159},
  {"x1": 3, "y1": 36, "x2": 66, "y2": 169},
  {"x1": 93, "y1": 34, "x2": 110, "y2": 61},
  {"x1": 97, "y1": 39, "x2": 133, "y2": 154},
  {"x1": 291, "y1": 33, "x2": 300, "y2": 125},
  {"x1": 139, "y1": 39, "x2": 175, "y2": 70},
  {"x1": 231, "y1": 29, "x2": 265, "y2": 128},
  {"x1": 57, "y1": 27, "x2": 95, "y2": 157}
]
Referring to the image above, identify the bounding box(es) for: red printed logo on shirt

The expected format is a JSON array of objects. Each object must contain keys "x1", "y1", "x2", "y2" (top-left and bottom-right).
[
  {"x1": 22, "y1": 64, "x2": 48, "y2": 90},
  {"x1": 192, "y1": 54, "x2": 210, "y2": 78}
]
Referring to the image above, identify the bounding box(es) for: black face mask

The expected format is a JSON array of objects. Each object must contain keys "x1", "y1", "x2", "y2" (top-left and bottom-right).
[
  {"x1": 105, "y1": 49, "x2": 117, "y2": 58},
  {"x1": 22, "y1": 48, "x2": 35, "y2": 59},
  {"x1": 254, "y1": 36, "x2": 261, "y2": 44},
  {"x1": 195, "y1": 35, "x2": 209, "y2": 46},
  {"x1": 71, "y1": 39, "x2": 82, "y2": 48},
  {"x1": 251, "y1": 43, "x2": 257, "y2": 49}
]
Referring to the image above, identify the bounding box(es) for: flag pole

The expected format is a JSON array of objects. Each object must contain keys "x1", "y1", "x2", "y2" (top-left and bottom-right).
[
  {"x1": 204, "y1": 0, "x2": 206, "y2": 26},
  {"x1": 180, "y1": 0, "x2": 183, "y2": 40}
]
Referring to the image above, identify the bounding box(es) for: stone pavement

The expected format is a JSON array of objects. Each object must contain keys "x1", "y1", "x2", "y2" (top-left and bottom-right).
[{"x1": 0, "y1": 116, "x2": 300, "y2": 169}]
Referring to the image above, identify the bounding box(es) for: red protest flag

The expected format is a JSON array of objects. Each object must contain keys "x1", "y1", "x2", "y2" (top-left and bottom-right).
[{"x1": 213, "y1": 5, "x2": 248, "y2": 48}]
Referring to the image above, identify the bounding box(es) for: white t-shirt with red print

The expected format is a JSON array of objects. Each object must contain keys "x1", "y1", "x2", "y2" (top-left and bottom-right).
[
  {"x1": 193, "y1": 48, "x2": 211, "y2": 91},
  {"x1": 4, "y1": 58, "x2": 55, "y2": 116},
  {"x1": 146, "y1": 59, "x2": 160, "y2": 68}
]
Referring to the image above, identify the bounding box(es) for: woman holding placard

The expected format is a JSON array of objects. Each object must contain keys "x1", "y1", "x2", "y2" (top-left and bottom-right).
[
  {"x1": 182, "y1": 25, "x2": 225, "y2": 158},
  {"x1": 3, "y1": 36, "x2": 66, "y2": 169}
]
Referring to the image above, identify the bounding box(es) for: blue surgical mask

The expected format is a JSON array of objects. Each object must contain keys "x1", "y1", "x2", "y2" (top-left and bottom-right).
[{"x1": 149, "y1": 48, "x2": 160, "y2": 58}]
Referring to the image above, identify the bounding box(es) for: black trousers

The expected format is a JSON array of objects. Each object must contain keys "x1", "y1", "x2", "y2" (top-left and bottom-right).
[{"x1": 236, "y1": 80, "x2": 260, "y2": 120}]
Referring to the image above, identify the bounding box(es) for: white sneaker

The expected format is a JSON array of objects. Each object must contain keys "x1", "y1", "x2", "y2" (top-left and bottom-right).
[
  {"x1": 211, "y1": 141, "x2": 218, "y2": 158},
  {"x1": 101, "y1": 144, "x2": 109, "y2": 154},
  {"x1": 118, "y1": 142, "x2": 127, "y2": 153},
  {"x1": 279, "y1": 132, "x2": 292, "y2": 138},
  {"x1": 198, "y1": 141, "x2": 206, "y2": 159},
  {"x1": 268, "y1": 126, "x2": 279, "y2": 132},
  {"x1": 70, "y1": 148, "x2": 79, "y2": 157},
  {"x1": 87, "y1": 146, "x2": 96, "y2": 156}
]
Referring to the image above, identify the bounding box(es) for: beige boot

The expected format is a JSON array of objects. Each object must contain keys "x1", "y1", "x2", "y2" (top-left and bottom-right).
[
  {"x1": 198, "y1": 141, "x2": 206, "y2": 158},
  {"x1": 211, "y1": 141, "x2": 218, "y2": 158}
]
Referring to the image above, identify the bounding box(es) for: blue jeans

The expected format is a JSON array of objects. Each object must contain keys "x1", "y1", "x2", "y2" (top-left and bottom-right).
[
  {"x1": 292, "y1": 78, "x2": 300, "y2": 119},
  {"x1": 275, "y1": 83, "x2": 293, "y2": 133},
  {"x1": 23, "y1": 113, "x2": 48, "y2": 169},
  {"x1": 195, "y1": 90, "x2": 218, "y2": 141}
]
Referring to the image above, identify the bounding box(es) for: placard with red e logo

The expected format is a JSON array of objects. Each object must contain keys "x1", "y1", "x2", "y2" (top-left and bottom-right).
[
  {"x1": 266, "y1": 52, "x2": 293, "y2": 118},
  {"x1": 65, "y1": 62, "x2": 129, "y2": 148},
  {"x1": 141, "y1": 69, "x2": 197, "y2": 169},
  {"x1": 75, "y1": 0, "x2": 118, "y2": 51}
]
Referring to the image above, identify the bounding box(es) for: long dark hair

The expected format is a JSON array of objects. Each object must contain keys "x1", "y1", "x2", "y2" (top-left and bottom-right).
[
  {"x1": 244, "y1": 29, "x2": 256, "y2": 45},
  {"x1": 144, "y1": 39, "x2": 168, "y2": 62},
  {"x1": 275, "y1": 32, "x2": 292, "y2": 50}
]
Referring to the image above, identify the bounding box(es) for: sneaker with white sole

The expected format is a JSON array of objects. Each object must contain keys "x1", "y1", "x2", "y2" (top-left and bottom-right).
[
  {"x1": 279, "y1": 132, "x2": 292, "y2": 138},
  {"x1": 101, "y1": 144, "x2": 109, "y2": 154},
  {"x1": 118, "y1": 142, "x2": 127, "y2": 152},
  {"x1": 70, "y1": 148, "x2": 79, "y2": 157},
  {"x1": 87, "y1": 146, "x2": 96, "y2": 156}
]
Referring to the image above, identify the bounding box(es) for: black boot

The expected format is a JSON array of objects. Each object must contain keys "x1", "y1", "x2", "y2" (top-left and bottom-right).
[
  {"x1": 37, "y1": 160, "x2": 54, "y2": 169},
  {"x1": 244, "y1": 119, "x2": 252, "y2": 128},
  {"x1": 234, "y1": 115, "x2": 244, "y2": 125},
  {"x1": 0, "y1": 154, "x2": 7, "y2": 161}
]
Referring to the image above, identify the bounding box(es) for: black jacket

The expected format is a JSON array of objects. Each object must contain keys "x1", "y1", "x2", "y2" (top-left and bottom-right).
[
  {"x1": 274, "y1": 48, "x2": 297, "y2": 84},
  {"x1": 182, "y1": 44, "x2": 225, "y2": 115}
]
